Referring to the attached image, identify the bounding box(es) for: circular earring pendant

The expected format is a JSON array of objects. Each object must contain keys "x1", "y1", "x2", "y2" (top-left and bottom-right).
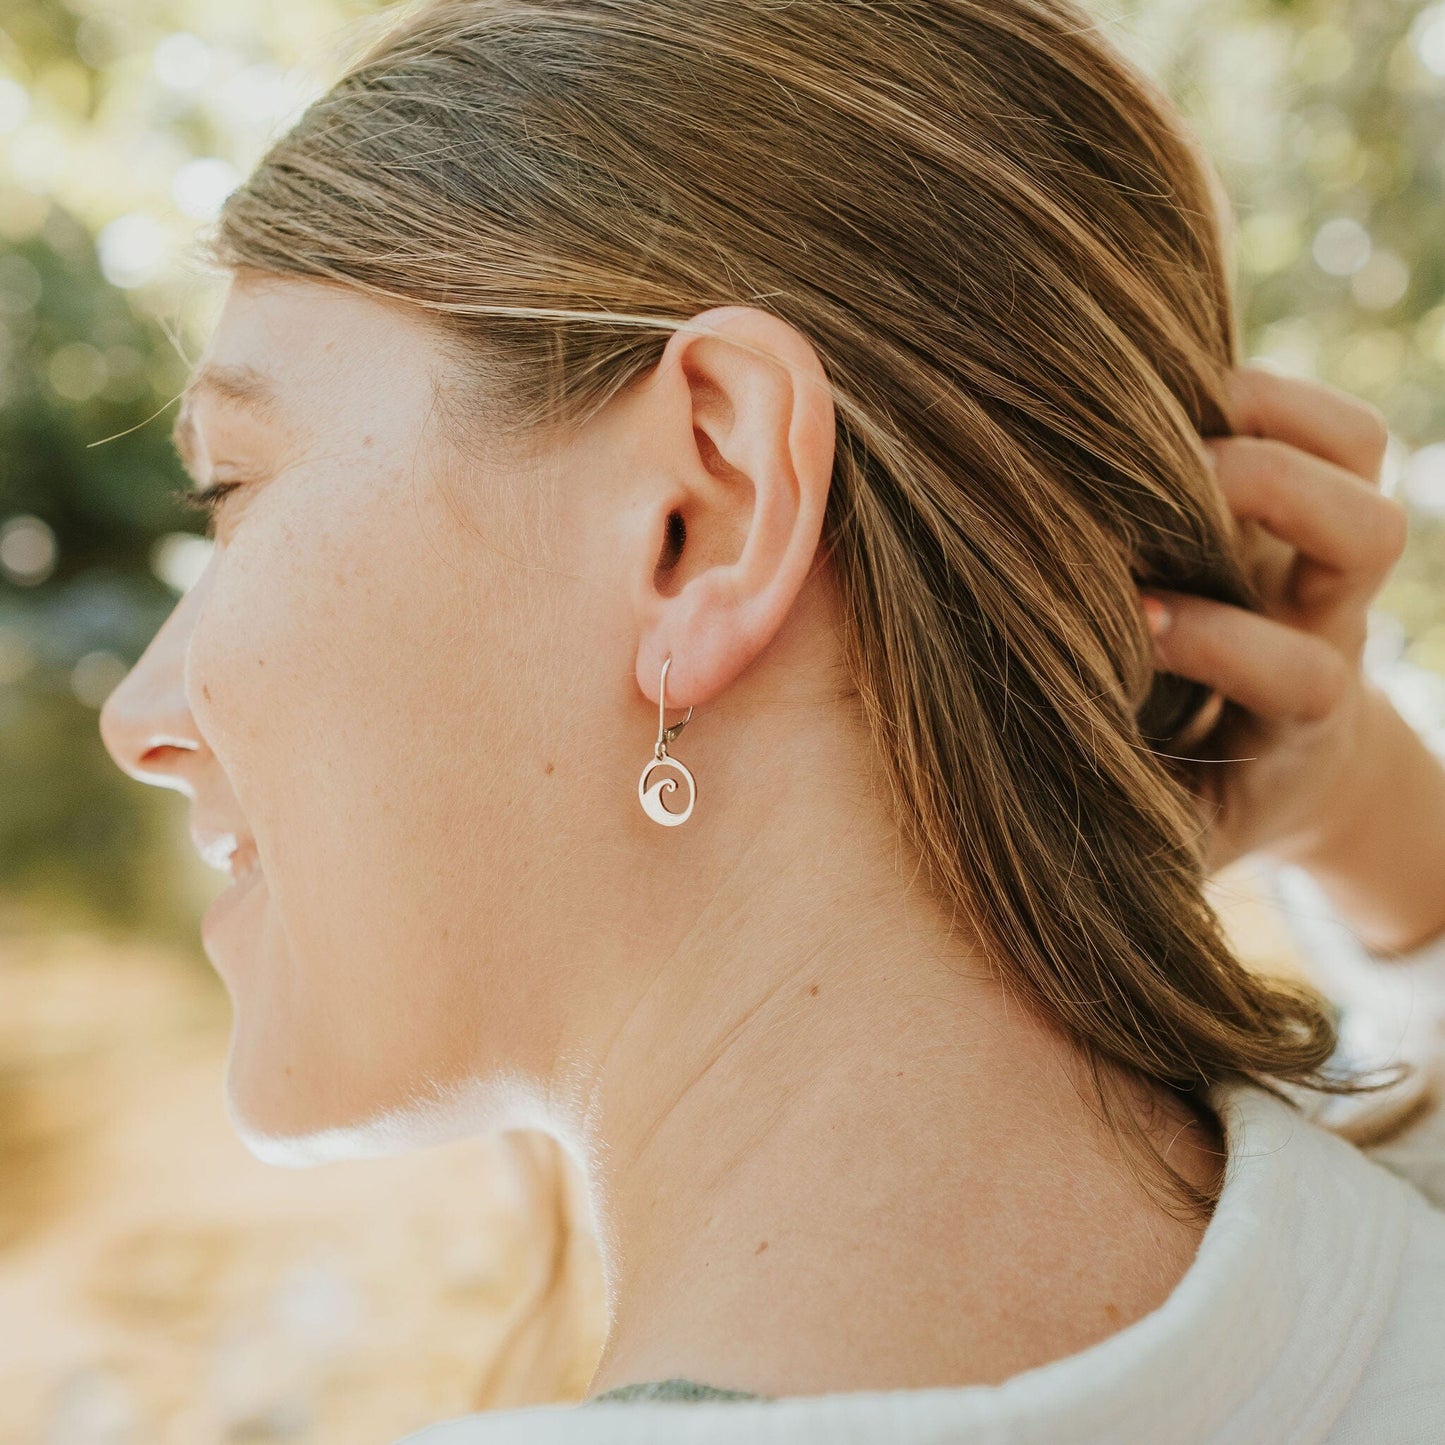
[{"x1": 638, "y1": 751, "x2": 696, "y2": 826}]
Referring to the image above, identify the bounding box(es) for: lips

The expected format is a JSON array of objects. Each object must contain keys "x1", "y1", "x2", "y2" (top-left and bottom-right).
[
  {"x1": 229, "y1": 839, "x2": 262, "y2": 880},
  {"x1": 201, "y1": 858, "x2": 265, "y2": 944}
]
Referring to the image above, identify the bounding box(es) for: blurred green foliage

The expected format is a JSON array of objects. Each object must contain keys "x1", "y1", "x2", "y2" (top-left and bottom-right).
[
  {"x1": 4, "y1": 0, "x2": 1445, "y2": 938},
  {"x1": 0, "y1": 0, "x2": 375, "y2": 937}
]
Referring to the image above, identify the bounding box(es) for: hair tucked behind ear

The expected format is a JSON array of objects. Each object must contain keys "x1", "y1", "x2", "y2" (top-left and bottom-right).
[{"x1": 210, "y1": 0, "x2": 1405, "y2": 1253}]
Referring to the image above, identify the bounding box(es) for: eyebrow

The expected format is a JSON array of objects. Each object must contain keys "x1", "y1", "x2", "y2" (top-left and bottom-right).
[{"x1": 171, "y1": 363, "x2": 283, "y2": 476}]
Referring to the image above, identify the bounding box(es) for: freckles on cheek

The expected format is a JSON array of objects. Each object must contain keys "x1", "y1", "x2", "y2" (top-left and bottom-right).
[
  {"x1": 189, "y1": 455, "x2": 489, "y2": 892},
  {"x1": 186, "y1": 526, "x2": 344, "y2": 823},
  {"x1": 187, "y1": 576, "x2": 278, "y2": 770},
  {"x1": 193, "y1": 485, "x2": 432, "y2": 811}
]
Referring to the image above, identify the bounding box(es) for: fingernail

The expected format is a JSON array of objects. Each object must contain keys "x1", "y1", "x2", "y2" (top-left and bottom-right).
[{"x1": 1141, "y1": 595, "x2": 1172, "y2": 637}]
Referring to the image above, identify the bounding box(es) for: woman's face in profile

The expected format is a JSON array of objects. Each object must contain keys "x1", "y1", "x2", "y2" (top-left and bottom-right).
[{"x1": 99, "y1": 272, "x2": 648, "y2": 1161}]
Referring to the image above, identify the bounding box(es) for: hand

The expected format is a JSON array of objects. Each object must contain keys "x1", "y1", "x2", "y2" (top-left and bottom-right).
[{"x1": 1139, "y1": 363, "x2": 1408, "y2": 880}]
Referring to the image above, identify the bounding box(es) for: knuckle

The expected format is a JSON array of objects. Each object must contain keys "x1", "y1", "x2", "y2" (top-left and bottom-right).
[
  {"x1": 1355, "y1": 401, "x2": 1391, "y2": 454},
  {"x1": 1229, "y1": 436, "x2": 1291, "y2": 500},
  {"x1": 1227, "y1": 362, "x2": 1283, "y2": 418},
  {"x1": 1246, "y1": 433, "x2": 1292, "y2": 470},
  {"x1": 1214, "y1": 433, "x2": 1275, "y2": 485},
  {"x1": 1372, "y1": 494, "x2": 1411, "y2": 562}
]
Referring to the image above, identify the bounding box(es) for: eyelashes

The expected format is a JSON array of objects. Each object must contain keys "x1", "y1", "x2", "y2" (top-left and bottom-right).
[{"x1": 169, "y1": 479, "x2": 243, "y2": 540}]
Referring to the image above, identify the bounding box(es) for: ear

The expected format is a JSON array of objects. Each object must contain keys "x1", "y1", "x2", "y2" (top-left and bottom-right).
[{"x1": 625, "y1": 304, "x2": 836, "y2": 712}]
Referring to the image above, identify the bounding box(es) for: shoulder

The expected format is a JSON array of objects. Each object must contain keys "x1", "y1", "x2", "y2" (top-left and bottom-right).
[{"x1": 1319, "y1": 1154, "x2": 1445, "y2": 1437}]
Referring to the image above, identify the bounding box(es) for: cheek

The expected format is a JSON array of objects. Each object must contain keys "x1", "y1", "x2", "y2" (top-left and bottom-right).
[{"x1": 187, "y1": 472, "x2": 556, "y2": 1086}]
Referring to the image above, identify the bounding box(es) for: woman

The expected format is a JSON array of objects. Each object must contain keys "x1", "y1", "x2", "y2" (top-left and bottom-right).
[{"x1": 98, "y1": 0, "x2": 1445, "y2": 1438}]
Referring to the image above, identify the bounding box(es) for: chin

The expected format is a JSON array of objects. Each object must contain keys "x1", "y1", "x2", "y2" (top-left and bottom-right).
[{"x1": 221, "y1": 1051, "x2": 548, "y2": 1168}]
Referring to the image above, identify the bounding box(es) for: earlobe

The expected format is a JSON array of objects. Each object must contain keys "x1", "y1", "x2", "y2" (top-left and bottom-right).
[{"x1": 631, "y1": 306, "x2": 835, "y2": 721}]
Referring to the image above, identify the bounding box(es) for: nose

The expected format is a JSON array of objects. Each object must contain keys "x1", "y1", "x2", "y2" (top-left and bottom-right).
[{"x1": 98, "y1": 576, "x2": 209, "y2": 796}]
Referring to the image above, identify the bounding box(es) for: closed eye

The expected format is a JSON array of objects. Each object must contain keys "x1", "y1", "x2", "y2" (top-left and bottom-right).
[{"x1": 169, "y1": 480, "x2": 243, "y2": 540}]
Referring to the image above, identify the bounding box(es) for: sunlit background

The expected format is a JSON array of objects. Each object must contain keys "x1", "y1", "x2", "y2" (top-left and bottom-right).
[{"x1": 4, "y1": 0, "x2": 1445, "y2": 1440}]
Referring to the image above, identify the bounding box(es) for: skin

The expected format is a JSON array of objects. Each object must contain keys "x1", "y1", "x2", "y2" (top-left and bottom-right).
[{"x1": 99, "y1": 270, "x2": 1442, "y2": 1399}]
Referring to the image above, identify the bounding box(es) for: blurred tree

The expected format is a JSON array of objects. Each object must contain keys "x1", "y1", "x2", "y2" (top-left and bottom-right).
[{"x1": 0, "y1": 0, "x2": 375, "y2": 936}]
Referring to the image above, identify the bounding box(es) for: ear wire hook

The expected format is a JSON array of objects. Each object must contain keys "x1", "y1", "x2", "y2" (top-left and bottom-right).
[{"x1": 656, "y1": 654, "x2": 693, "y2": 759}]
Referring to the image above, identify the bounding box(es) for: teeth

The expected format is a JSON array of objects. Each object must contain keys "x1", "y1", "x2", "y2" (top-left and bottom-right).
[
  {"x1": 191, "y1": 825, "x2": 262, "y2": 879},
  {"x1": 197, "y1": 834, "x2": 240, "y2": 873}
]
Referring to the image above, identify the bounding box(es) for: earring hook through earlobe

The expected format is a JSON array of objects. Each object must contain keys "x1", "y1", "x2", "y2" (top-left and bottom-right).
[{"x1": 656, "y1": 654, "x2": 693, "y2": 758}]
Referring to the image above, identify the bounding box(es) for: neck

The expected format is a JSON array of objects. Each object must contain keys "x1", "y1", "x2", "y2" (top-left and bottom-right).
[{"x1": 565, "y1": 745, "x2": 1224, "y2": 1401}]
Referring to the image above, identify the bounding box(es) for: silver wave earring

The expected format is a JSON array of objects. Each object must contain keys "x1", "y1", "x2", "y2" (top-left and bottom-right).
[{"x1": 638, "y1": 654, "x2": 696, "y2": 827}]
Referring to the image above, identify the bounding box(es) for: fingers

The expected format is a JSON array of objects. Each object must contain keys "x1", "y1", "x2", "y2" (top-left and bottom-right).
[
  {"x1": 1223, "y1": 363, "x2": 1391, "y2": 485},
  {"x1": 1207, "y1": 434, "x2": 1409, "y2": 596},
  {"x1": 1142, "y1": 589, "x2": 1352, "y2": 725}
]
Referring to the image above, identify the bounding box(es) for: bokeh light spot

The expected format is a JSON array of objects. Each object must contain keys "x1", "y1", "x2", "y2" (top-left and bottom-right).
[
  {"x1": 172, "y1": 157, "x2": 241, "y2": 222},
  {"x1": 1411, "y1": 4, "x2": 1445, "y2": 76},
  {"x1": 1352, "y1": 249, "x2": 1411, "y2": 310},
  {"x1": 151, "y1": 533, "x2": 214, "y2": 594},
  {"x1": 1313, "y1": 216, "x2": 1373, "y2": 275},
  {"x1": 96, "y1": 214, "x2": 169, "y2": 290},
  {"x1": 0, "y1": 513, "x2": 58, "y2": 586},
  {"x1": 48, "y1": 342, "x2": 109, "y2": 402},
  {"x1": 71, "y1": 651, "x2": 130, "y2": 710},
  {"x1": 152, "y1": 34, "x2": 212, "y2": 93},
  {"x1": 0, "y1": 77, "x2": 31, "y2": 134},
  {"x1": 1403, "y1": 441, "x2": 1445, "y2": 515}
]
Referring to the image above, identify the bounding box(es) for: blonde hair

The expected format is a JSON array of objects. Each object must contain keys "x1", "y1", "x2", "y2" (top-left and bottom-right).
[{"x1": 209, "y1": 0, "x2": 1406, "y2": 1396}]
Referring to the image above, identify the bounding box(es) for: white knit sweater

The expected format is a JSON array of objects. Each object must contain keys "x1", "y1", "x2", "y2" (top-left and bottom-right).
[{"x1": 396, "y1": 864, "x2": 1445, "y2": 1444}]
